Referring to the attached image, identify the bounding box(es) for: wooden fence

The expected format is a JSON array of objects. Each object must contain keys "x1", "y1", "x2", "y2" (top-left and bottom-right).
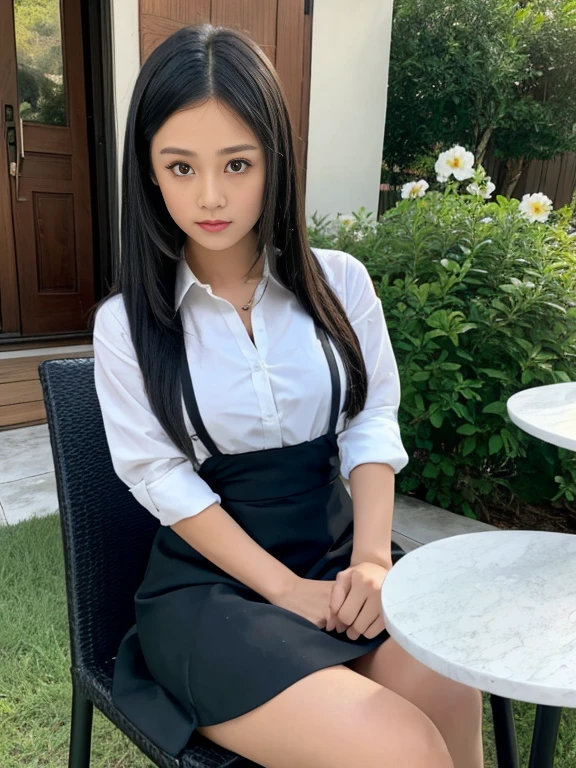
[{"x1": 483, "y1": 149, "x2": 576, "y2": 210}]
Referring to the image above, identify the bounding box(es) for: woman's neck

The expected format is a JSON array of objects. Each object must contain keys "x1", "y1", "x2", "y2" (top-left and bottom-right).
[{"x1": 184, "y1": 232, "x2": 264, "y2": 289}]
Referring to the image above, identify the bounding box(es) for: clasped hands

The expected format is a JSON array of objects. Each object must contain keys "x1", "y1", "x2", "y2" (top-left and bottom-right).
[{"x1": 325, "y1": 561, "x2": 390, "y2": 641}]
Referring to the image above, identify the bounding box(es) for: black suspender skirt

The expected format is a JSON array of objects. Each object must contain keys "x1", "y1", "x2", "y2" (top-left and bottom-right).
[{"x1": 112, "y1": 325, "x2": 402, "y2": 757}]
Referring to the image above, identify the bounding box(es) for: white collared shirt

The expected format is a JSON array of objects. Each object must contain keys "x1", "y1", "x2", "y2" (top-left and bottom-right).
[{"x1": 93, "y1": 247, "x2": 409, "y2": 526}]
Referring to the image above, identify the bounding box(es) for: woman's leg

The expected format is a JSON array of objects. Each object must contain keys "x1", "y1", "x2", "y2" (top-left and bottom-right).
[
  {"x1": 348, "y1": 638, "x2": 484, "y2": 768},
  {"x1": 198, "y1": 664, "x2": 453, "y2": 768}
]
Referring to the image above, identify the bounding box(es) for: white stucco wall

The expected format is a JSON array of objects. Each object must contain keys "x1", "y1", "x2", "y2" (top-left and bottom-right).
[
  {"x1": 110, "y1": 0, "x2": 140, "y2": 196},
  {"x1": 109, "y1": 0, "x2": 393, "y2": 221},
  {"x1": 305, "y1": 0, "x2": 393, "y2": 223}
]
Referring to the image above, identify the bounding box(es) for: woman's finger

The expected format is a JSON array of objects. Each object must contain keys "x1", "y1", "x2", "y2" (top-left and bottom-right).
[
  {"x1": 329, "y1": 570, "x2": 352, "y2": 616},
  {"x1": 326, "y1": 610, "x2": 348, "y2": 633},
  {"x1": 337, "y1": 586, "x2": 367, "y2": 628},
  {"x1": 363, "y1": 614, "x2": 386, "y2": 640},
  {"x1": 349, "y1": 600, "x2": 380, "y2": 638}
]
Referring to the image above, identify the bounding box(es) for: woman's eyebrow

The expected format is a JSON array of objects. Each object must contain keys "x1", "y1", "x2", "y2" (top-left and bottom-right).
[{"x1": 159, "y1": 144, "x2": 258, "y2": 157}]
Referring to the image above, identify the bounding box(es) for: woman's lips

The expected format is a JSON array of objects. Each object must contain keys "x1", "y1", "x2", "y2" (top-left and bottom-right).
[{"x1": 197, "y1": 222, "x2": 231, "y2": 232}]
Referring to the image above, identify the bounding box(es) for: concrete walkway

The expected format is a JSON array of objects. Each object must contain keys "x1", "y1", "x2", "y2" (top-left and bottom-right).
[{"x1": 0, "y1": 424, "x2": 58, "y2": 525}]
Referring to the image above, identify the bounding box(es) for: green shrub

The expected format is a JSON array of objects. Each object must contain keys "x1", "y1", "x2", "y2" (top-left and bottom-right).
[{"x1": 308, "y1": 187, "x2": 576, "y2": 521}]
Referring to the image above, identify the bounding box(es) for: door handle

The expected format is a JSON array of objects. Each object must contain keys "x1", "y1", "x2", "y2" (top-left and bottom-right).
[{"x1": 5, "y1": 105, "x2": 26, "y2": 202}]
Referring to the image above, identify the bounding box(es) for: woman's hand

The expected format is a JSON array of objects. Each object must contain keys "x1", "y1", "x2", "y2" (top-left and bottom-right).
[
  {"x1": 271, "y1": 576, "x2": 337, "y2": 629},
  {"x1": 326, "y1": 562, "x2": 390, "y2": 641}
]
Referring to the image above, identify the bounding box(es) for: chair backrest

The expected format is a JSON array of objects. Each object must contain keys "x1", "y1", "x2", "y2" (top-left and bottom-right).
[{"x1": 39, "y1": 357, "x2": 159, "y2": 670}]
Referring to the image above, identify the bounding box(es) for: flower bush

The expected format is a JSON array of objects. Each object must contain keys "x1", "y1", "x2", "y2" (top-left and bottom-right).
[{"x1": 309, "y1": 150, "x2": 576, "y2": 524}]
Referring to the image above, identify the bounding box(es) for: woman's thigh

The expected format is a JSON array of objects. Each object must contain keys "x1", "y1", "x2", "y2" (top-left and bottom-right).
[
  {"x1": 198, "y1": 664, "x2": 453, "y2": 768},
  {"x1": 347, "y1": 637, "x2": 483, "y2": 725}
]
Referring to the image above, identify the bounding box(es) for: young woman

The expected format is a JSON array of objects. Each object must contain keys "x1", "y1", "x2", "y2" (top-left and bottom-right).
[{"x1": 92, "y1": 23, "x2": 483, "y2": 768}]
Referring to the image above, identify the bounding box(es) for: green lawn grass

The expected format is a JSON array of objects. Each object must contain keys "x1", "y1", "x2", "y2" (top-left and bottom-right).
[
  {"x1": 0, "y1": 514, "x2": 151, "y2": 767},
  {"x1": 0, "y1": 514, "x2": 575, "y2": 766}
]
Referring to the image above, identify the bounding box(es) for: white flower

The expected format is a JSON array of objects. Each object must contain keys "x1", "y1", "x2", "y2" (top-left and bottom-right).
[
  {"x1": 437, "y1": 173, "x2": 450, "y2": 183},
  {"x1": 337, "y1": 214, "x2": 355, "y2": 228},
  {"x1": 467, "y1": 182, "x2": 483, "y2": 196},
  {"x1": 401, "y1": 180, "x2": 429, "y2": 199},
  {"x1": 519, "y1": 193, "x2": 553, "y2": 223},
  {"x1": 435, "y1": 145, "x2": 475, "y2": 181},
  {"x1": 484, "y1": 180, "x2": 496, "y2": 198},
  {"x1": 440, "y1": 258, "x2": 450, "y2": 268},
  {"x1": 467, "y1": 180, "x2": 496, "y2": 199}
]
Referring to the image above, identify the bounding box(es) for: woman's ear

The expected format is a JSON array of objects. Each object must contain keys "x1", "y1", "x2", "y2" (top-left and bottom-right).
[{"x1": 150, "y1": 172, "x2": 159, "y2": 186}]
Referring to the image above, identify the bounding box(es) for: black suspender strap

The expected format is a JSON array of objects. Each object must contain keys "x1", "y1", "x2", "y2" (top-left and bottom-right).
[
  {"x1": 315, "y1": 326, "x2": 342, "y2": 435},
  {"x1": 180, "y1": 339, "x2": 222, "y2": 457}
]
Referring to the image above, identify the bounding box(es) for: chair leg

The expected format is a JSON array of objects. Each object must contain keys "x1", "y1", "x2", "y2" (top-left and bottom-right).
[
  {"x1": 490, "y1": 694, "x2": 519, "y2": 768},
  {"x1": 69, "y1": 685, "x2": 93, "y2": 768}
]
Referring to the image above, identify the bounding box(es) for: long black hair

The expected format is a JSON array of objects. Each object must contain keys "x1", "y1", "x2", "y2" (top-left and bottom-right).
[{"x1": 92, "y1": 23, "x2": 368, "y2": 466}]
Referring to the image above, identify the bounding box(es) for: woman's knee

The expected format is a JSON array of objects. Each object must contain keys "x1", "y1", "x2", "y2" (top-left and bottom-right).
[{"x1": 367, "y1": 692, "x2": 454, "y2": 768}]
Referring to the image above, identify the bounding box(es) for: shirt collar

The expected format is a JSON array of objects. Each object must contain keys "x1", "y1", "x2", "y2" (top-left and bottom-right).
[{"x1": 175, "y1": 243, "x2": 279, "y2": 310}]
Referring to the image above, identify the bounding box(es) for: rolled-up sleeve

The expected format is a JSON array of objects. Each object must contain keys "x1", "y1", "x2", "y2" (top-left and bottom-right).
[
  {"x1": 337, "y1": 256, "x2": 410, "y2": 478},
  {"x1": 93, "y1": 297, "x2": 221, "y2": 526}
]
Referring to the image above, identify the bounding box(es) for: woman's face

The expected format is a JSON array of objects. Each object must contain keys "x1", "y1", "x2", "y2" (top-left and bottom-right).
[{"x1": 150, "y1": 98, "x2": 266, "y2": 251}]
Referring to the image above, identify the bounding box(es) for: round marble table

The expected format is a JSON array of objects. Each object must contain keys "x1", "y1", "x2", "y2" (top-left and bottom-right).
[
  {"x1": 381, "y1": 529, "x2": 576, "y2": 767},
  {"x1": 507, "y1": 381, "x2": 576, "y2": 452}
]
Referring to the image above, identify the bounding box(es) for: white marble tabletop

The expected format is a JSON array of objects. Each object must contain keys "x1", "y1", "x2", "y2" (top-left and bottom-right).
[
  {"x1": 507, "y1": 382, "x2": 576, "y2": 451},
  {"x1": 381, "y1": 530, "x2": 576, "y2": 707}
]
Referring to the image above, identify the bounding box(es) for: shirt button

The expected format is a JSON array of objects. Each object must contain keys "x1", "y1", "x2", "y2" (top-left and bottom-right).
[{"x1": 252, "y1": 363, "x2": 262, "y2": 372}]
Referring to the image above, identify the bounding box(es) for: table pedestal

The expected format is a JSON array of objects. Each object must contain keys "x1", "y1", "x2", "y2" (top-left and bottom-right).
[
  {"x1": 529, "y1": 705, "x2": 562, "y2": 768},
  {"x1": 490, "y1": 697, "x2": 562, "y2": 768}
]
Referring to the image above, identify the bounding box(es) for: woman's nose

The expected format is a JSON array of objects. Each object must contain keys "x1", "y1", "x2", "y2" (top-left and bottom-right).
[{"x1": 197, "y1": 172, "x2": 225, "y2": 209}]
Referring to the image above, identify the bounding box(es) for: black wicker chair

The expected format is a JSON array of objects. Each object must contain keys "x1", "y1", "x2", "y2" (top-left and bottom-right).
[{"x1": 39, "y1": 357, "x2": 260, "y2": 768}]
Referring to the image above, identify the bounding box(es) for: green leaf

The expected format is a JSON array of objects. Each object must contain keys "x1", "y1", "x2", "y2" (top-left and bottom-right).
[
  {"x1": 500, "y1": 428, "x2": 518, "y2": 453},
  {"x1": 424, "y1": 329, "x2": 448, "y2": 343},
  {"x1": 489, "y1": 434, "x2": 504, "y2": 455},
  {"x1": 423, "y1": 462, "x2": 440, "y2": 479},
  {"x1": 479, "y1": 369, "x2": 508, "y2": 381},
  {"x1": 462, "y1": 503, "x2": 477, "y2": 519},
  {"x1": 457, "y1": 424, "x2": 478, "y2": 435},
  {"x1": 441, "y1": 458, "x2": 455, "y2": 477},
  {"x1": 482, "y1": 401, "x2": 508, "y2": 415},
  {"x1": 521, "y1": 370, "x2": 534, "y2": 385},
  {"x1": 461, "y1": 435, "x2": 477, "y2": 457},
  {"x1": 430, "y1": 411, "x2": 445, "y2": 428},
  {"x1": 491, "y1": 299, "x2": 510, "y2": 313},
  {"x1": 543, "y1": 302, "x2": 567, "y2": 314}
]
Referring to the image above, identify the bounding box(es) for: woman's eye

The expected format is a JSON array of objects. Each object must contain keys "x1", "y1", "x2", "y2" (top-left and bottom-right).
[
  {"x1": 171, "y1": 162, "x2": 193, "y2": 177},
  {"x1": 226, "y1": 159, "x2": 251, "y2": 174}
]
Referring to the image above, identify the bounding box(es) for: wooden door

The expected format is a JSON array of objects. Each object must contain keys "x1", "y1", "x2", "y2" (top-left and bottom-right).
[
  {"x1": 0, "y1": 0, "x2": 94, "y2": 338},
  {"x1": 139, "y1": 0, "x2": 313, "y2": 172}
]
